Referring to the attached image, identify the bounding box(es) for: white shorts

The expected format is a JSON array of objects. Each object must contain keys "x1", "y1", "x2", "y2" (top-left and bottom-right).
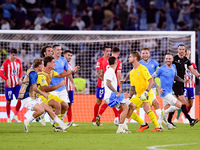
[
  {"x1": 50, "y1": 90, "x2": 69, "y2": 103},
  {"x1": 162, "y1": 94, "x2": 178, "y2": 106},
  {"x1": 21, "y1": 97, "x2": 42, "y2": 111},
  {"x1": 105, "y1": 98, "x2": 131, "y2": 110},
  {"x1": 152, "y1": 87, "x2": 156, "y2": 100}
]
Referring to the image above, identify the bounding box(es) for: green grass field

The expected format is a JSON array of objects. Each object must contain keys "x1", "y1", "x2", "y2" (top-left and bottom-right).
[{"x1": 0, "y1": 122, "x2": 200, "y2": 150}]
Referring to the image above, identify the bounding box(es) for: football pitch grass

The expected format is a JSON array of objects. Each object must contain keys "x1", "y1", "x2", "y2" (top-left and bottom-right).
[{"x1": 0, "y1": 122, "x2": 200, "y2": 150}]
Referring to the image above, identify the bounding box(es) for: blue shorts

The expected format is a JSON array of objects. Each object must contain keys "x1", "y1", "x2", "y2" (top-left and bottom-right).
[
  {"x1": 68, "y1": 90, "x2": 74, "y2": 103},
  {"x1": 5, "y1": 85, "x2": 21, "y2": 101},
  {"x1": 117, "y1": 86, "x2": 120, "y2": 92},
  {"x1": 96, "y1": 87, "x2": 105, "y2": 99},
  {"x1": 184, "y1": 87, "x2": 194, "y2": 100}
]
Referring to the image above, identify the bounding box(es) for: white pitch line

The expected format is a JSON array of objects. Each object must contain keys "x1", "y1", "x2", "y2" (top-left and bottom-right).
[{"x1": 146, "y1": 143, "x2": 197, "y2": 150}]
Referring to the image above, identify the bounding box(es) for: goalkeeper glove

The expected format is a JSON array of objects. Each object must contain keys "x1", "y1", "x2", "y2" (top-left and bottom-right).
[{"x1": 140, "y1": 89, "x2": 149, "y2": 100}]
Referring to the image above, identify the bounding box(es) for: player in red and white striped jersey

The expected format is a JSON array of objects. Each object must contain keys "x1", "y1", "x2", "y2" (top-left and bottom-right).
[
  {"x1": 0, "y1": 48, "x2": 23, "y2": 123},
  {"x1": 96, "y1": 47, "x2": 122, "y2": 126},
  {"x1": 93, "y1": 46, "x2": 111, "y2": 125},
  {"x1": 64, "y1": 50, "x2": 79, "y2": 127}
]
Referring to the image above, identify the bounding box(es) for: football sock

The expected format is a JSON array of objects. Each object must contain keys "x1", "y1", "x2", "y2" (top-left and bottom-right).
[
  {"x1": 168, "y1": 112, "x2": 175, "y2": 123},
  {"x1": 54, "y1": 116, "x2": 65, "y2": 127},
  {"x1": 176, "y1": 109, "x2": 182, "y2": 120},
  {"x1": 112, "y1": 107, "x2": 118, "y2": 118},
  {"x1": 165, "y1": 106, "x2": 179, "y2": 114},
  {"x1": 118, "y1": 123, "x2": 123, "y2": 131},
  {"x1": 27, "y1": 116, "x2": 35, "y2": 124},
  {"x1": 181, "y1": 104, "x2": 192, "y2": 122},
  {"x1": 131, "y1": 112, "x2": 145, "y2": 124},
  {"x1": 6, "y1": 102, "x2": 11, "y2": 118},
  {"x1": 15, "y1": 100, "x2": 21, "y2": 115},
  {"x1": 185, "y1": 105, "x2": 191, "y2": 118},
  {"x1": 155, "y1": 108, "x2": 162, "y2": 124},
  {"x1": 147, "y1": 110, "x2": 159, "y2": 128},
  {"x1": 54, "y1": 114, "x2": 62, "y2": 126},
  {"x1": 67, "y1": 107, "x2": 72, "y2": 122},
  {"x1": 99, "y1": 103, "x2": 108, "y2": 116},
  {"x1": 93, "y1": 103, "x2": 100, "y2": 122}
]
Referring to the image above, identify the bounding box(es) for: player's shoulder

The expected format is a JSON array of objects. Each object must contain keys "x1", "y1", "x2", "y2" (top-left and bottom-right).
[
  {"x1": 139, "y1": 64, "x2": 146, "y2": 69},
  {"x1": 150, "y1": 59, "x2": 158, "y2": 64},
  {"x1": 97, "y1": 57, "x2": 104, "y2": 62},
  {"x1": 15, "y1": 58, "x2": 21, "y2": 63},
  {"x1": 3, "y1": 59, "x2": 10, "y2": 64},
  {"x1": 117, "y1": 59, "x2": 121, "y2": 63}
]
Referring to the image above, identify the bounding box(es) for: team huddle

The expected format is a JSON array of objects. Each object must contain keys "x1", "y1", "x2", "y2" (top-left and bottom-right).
[{"x1": 0, "y1": 44, "x2": 199, "y2": 133}]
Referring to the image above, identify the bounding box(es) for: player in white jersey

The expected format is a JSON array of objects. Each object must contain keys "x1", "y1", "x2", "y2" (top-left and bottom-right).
[
  {"x1": 64, "y1": 50, "x2": 79, "y2": 127},
  {"x1": 104, "y1": 56, "x2": 135, "y2": 133}
]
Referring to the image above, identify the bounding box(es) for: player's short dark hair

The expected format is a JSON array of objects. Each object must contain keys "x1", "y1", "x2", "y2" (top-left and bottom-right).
[
  {"x1": 52, "y1": 44, "x2": 60, "y2": 49},
  {"x1": 178, "y1": 44, "x2": 185, "y2": 48},
  {"x1": 40, "y1": 45, "x2": 52, "y2": 57},
  {"x1": 112, "y1": 47, "x2": 120, "y2": 53},
  {"x1": 131, "y1": 51, "x2": 141, "y2": 61},
  {"x1": 10, "y1": 48, "x2": 17, "y2": 54},
  {"x1": 141, "y1": 48, "x2": 149, "y2": 51},
  {"x1": 103, "y1": 46, "x2": 111, "y2": 51},
  {"x1": 165, "y1": 52, "x2": 173, "y2": 57},
  {"x1": 64, "y1": 50, "x2": 73, "y2": 54},
  {"x1": 108, "y1": 56, "x2": 116, "y2": 65},
  {"x1": 33, "y1": 58, "x2": 43, "y2": 68},
  {"x1": 44, "y1": 56, "x2": 54, "y2": 67}
]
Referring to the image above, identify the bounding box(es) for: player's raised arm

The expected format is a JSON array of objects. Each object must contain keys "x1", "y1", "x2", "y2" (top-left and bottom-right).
[{"x1": 56, "y1": 66, "x2": 80, "y2": 78}]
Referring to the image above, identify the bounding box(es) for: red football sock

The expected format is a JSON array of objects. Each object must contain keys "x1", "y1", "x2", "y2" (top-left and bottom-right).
[
  {"x1": 112, "y1": 107, "x2": 118, "y2": 118},
  {"x1": 184, "y1": 105, "x2": 190, "y2": 118},
  {"x1": 6, "y1": 101, "x2": 11, "y2": 118},
  {"x1": 15, "y1": 100, "x2": 21, "y2": 115},
  {"x1": 93, "y1": 103, "x2": 100, "y2": 122},
  {"x1": 99, "y1": 103, "x2": 108, "y2": 116},
  {"x1": 67, "y1": 107, "x2": 72, "y2": 122}
]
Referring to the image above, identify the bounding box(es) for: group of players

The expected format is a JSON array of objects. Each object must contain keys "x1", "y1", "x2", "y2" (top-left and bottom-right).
[
  {"x1": 0, "y1": 45, "x2": 80, "y2": 132},
  {"x1": 93, "y1": 44, "x2": 199, "y2": 133},
  {"x1": 0, "y1": 43, "x2": 199, "y2": 133}
]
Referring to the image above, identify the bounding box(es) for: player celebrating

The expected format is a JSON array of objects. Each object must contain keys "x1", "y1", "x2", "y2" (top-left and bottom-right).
[
  {"x1": 139, "y1": 48, "x2": 163, "y2": 128},
  {"x1": 93, "y1": 46, "x2": 111, "y2": 125},
  {"x1": 18, "y1": 58, "x2": 68, "y2": 132},
  {"x1": 104, "y1": 56, "x2": 135, "y2": 133},
  {"x1": 152, "y1": 53, "x2": 196, "y2": 129},
  {"x1": 128, "y1": 52, "x2": 162, "y2": 132},
  {"x1": 96, "y1": 47, "x2": 122, "y2": 126},
  {"x1": 40, "y1": 45, "x2": 53, "y2": 57},
  {"x1": 64, "y1": 50, "x2": 79, "y2": 127},
  {"x1": 0, "y1": 48, "x2": 23, "y2": 123},
  {"x1": 50, "y1": 45, "x2": 79, "y2": 126},
  {"x1": 167, "y1": 44, "x2": 199, "y2": 127}
]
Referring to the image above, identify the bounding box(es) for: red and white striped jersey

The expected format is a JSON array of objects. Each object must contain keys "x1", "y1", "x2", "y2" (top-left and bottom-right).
[
  {"x1": 0, "y1": 58, "x2": 23, "y2": 88},
  {"x1": 184, "y1": 62, "x2": 196, "y2": 88},
  {"x1": 66, "y1": 62, "x2": 73, "y2": 91},
  {"x1": 96, "y1": 57, "x2": 106, "y2": 88}
]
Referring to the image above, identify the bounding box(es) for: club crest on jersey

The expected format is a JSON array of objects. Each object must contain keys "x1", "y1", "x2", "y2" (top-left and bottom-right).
[
  {"x1": 151, "y1": 64, "x2": 154, "y2": 68},
  {"x1": 42, "y1": 79, "x2": 46, "y2": 84},
  {"x1": 138, "y1": 72, "x2": 140, "y2": 75}
]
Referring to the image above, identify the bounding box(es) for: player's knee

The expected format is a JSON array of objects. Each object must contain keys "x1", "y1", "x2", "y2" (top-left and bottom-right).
[
  {"x1": 38, "y1": 108, "x2": 45, "y2": 115},
  {"x1": 152, "y1": 99, "x2": 160, "y2": 109},
  {"x1": 96, "y1": 99, "x2": 102, "y2": 105},
  {"x1": 61, "y1": 101, "x2": 68, "y2": 111}
]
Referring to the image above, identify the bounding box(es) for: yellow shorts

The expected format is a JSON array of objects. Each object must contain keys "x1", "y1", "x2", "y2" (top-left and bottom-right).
[
  {"x1": 39, "y1": 94, "x2": 63, "y2": 105},
  {"x1": 130, "y1": 92, "x2": 153, "y2": 111}
]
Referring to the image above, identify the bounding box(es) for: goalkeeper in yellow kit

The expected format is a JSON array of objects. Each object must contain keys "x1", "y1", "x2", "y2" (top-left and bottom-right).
[
  {"x1": 37, "y1": 56, "x2": 80, "y2": 131},
  {"x1": 128, "y1": 52, "x2": 162, "y2": 132}
]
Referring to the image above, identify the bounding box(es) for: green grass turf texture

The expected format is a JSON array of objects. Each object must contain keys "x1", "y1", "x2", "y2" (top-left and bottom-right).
[{"x1": 0, "y1": 122, "x2": 200, "y2": 150}]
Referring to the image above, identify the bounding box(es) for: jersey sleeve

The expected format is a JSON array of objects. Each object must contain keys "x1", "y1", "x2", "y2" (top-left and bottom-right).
[
  {"x1": 153, "y1": 67, "x2": 161, "y2": 77},
  {"x1": 37, "y1": 74, "x2": 48, "y2": 86},
  {"x1": 154, "y1": 60, "x2": 159, "y2": 70},
  {"x1": 104, "y1": 69, "x2": 113, "y2": 81},
  {"x1": 64, "y1": 59, "x2": 69, "y2": 71},
  {"x1": 186, "y1": 58, "x2": 192, "y2": 68},
  {"x1": 18, "y1": 59, "x2": 23, "y2": 78},
  {"x1": 192, "y1": 62, "x2": 197, "y2": 70},
  {"x1": 52, "y1": 70, "x2": 59, "y2": 77},
  {"x1": 0, "y1": 61, "x2": 8, "y2": 80},
  {"x1": 129, "y1": 70, "x2": 135, "y2": 86},
  {"x1": 172, "y1": 64, "x2": 177, "y2": 75},
  {"x1": 29, "y1": 71, "x2": 38, "y2": 85},
  {"x1": 142, "y1": 66, "x2": 152, "y2": 80}
]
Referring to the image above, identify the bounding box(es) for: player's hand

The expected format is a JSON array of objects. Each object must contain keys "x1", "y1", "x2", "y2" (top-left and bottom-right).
[
  {"x1": 6, "y1": 79, "x2": 11, "y2": 87},
  {"x1": 139, "y1": 90, "x2": 148, "y2": 100},
  {"x1": 120, "y1": 79, "x2": 126, "y2": 84},
  {"x1": 157, "y1": 87, "x2": 164, "y2": 94},
  {"x1": 124, "y1": 92, "x2": 130, "y2": 98},
  {"x1": 116, "y1": 92, "x2": 121, "y2": 97},
  {"x1": 184, "y1": 79, "x2": 190, "y2": 84},
  {"x1": 43, "y1": 93, "x2": 49, "y2": 99},
  {"x1": 59, "y1": 80, "x2": 66, "y2": 87},
  {"x1": 72, "y1": 66, "x2": 80, "y2": 73},
  {"x1": 72, "y1": 84, "x2": 77, "y2": 91}
]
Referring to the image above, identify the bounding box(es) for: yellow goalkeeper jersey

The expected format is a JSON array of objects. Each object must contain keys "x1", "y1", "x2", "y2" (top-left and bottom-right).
[{"x1": 130, "y1": 64, "x2": 152, "y2": 97}]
